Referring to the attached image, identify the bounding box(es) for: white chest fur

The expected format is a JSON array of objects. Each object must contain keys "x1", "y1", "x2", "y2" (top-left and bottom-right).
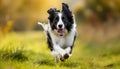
[{"x1": 49, "y1": 30, "x2": 76, "y2": 49}]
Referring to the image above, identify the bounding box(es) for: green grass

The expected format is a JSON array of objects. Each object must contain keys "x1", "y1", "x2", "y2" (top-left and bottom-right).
[{"x1": 0, "y1": 31, "x2": 120, "y2": 69}]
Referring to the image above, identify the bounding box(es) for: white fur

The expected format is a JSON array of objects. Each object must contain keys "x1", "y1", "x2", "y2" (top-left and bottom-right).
[
  {"x1": 57, "y1": 13, "x2": 65, "y2": 29},
  {"x1": 38, "y1": 22, "x2": 49, "y2": 31}
]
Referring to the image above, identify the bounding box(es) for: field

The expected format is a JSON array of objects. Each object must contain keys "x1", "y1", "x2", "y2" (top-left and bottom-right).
[{"x1": 0, "y1": 31, "x2": 120, "y2": 69}]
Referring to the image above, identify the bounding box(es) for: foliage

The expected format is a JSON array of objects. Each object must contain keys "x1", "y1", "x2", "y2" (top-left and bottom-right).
[
  {"x1": 75, "y1": 0, "x2": 120, "y2": 25},
  {"x1": 0, "y1": 47, "x2": 28, "y2": 61}
]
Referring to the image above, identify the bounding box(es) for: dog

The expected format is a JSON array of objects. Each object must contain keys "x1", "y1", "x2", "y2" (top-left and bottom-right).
[{"x1": 38, "y1": 3, "x2": 76, "y2": 62}]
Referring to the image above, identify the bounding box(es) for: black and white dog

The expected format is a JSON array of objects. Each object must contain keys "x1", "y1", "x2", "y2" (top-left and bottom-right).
[{"x1": 38, "y1": 3, "x2": 76, "y2": 62}]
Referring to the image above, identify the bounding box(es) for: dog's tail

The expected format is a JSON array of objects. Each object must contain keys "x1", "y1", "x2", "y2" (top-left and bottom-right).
[{"x1": 38, "y1": 22, "x2": 49, "y2": 31}]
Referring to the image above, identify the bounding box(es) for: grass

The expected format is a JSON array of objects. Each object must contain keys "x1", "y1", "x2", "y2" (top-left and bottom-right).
[{"x1": 0, "y1": 31, "x2": 120, "y2": 69}]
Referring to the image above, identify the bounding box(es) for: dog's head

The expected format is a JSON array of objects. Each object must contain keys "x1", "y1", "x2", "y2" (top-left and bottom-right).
[{"x1": 47, "y1": 3, "x2": 74, "y2": 36}]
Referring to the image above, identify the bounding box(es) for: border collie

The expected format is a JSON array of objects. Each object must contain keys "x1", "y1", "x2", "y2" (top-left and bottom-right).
[{"x1": 38, "y1": 3, "x2": 76, "y2": 62}]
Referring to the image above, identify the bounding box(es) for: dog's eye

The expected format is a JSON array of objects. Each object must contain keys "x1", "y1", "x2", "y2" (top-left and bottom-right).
[
  {"x1": 62, "y1": 16, "x2": 65, "y2": 20},
  {"x1": 55, "y1": 16, "x2": 59, "y2": 20}
]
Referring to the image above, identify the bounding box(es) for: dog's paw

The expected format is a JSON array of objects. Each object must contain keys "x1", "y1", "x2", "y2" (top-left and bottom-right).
[
  {"x1": 51, "y1": 50, "x2": 62, "y2": 62},
  {"x1": 63, "y1": 53, "x2": 69, "y2": 59},
  {"x1": 51, "y1": 48, "x2": 70, "y2": 62},
  {"x1": 55, "y1": 49, "x2": 70, "y2": 61},
  {"x1": 60, "y1": 53, "x2": 69, "y2": 61}
]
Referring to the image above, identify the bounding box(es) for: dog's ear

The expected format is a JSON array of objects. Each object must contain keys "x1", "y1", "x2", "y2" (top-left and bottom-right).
[
  {"x1": 47, "y1": 8, "x2": 57, "y2": 16},
  {"x1": 47, "y1": 8, "x2": 59, "y2": 22},
  {"x1": 62, "y1": 3, "x2": 73, "y2": 23},
  {"x1": 62, "y1": 3, "x2": 71, "y2": 15},
  {"x1": 62, "y1": 3, "x2": 69, "y2": 10}
]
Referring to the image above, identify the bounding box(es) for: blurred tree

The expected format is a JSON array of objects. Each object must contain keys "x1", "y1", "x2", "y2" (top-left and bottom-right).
[
  {"x1": 74, "y1": 0, "x2": 120, "y2": 25},
  {"x1": 86, "y1": 0, "x2": 112, "y2": 21},
  {"x1": 86, "y1": 0, "x2": 120, "y2": 22}
]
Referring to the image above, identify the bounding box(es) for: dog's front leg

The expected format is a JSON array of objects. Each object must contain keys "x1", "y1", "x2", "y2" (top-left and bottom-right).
[
  {"x1": 55, "y1": 47, "x2": 72, "y2": 61},
  {"x1": 65, "y1": 47, "x2": 72, "y2": 56},
  {"x1": 55, "y1": 45, "x2": 68, "y2": 57},
  {"x1": 51, "y1": 50, "x2": 61, "y2": 62},
  {"x1": 51, "y1": 45, "x2": 67, "y2": 62}
]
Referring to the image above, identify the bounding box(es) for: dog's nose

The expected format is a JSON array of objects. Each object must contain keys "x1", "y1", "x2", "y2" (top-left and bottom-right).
[{"x1": 58, "y1": 24, "x2": 63, "y2": 28}]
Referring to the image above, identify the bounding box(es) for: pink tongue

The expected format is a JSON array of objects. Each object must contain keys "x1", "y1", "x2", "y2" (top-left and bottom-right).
[{"x1": 58, "y1": 29, "x2": 64, "y2": 35}]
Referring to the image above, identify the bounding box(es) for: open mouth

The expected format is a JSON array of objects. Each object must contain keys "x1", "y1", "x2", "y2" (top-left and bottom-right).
[{"x1": 57, "y1": 29, "x2": 64, "y2": 36}]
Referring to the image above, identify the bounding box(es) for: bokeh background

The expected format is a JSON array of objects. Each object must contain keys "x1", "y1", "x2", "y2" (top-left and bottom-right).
[
  {"x1": 0, "y1": 0, "x2": 120, "y2": 40},
  {"x1": 0, "y1": 0, "x2": 120, "y2": 69}
]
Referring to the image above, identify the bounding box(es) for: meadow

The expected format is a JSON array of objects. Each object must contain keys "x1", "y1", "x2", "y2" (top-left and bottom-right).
[{"x1": 0, "y1": 31, "x2": 120, "y2": 69}]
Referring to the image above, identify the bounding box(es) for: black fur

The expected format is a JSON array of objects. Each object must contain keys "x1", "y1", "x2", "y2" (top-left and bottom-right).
[
  {"x1": 47, "y1": 8, "x2": 60, "y2": 30},
  {"x1": 62, "y1": 3, "x2": 74, "y2": 32},
  {"x1": 61, "y1": 14, "x2": 73, "y2": 32},
  {"x1": 70, "y1": 33, "x2": 76, "y2": 54},
  {"x1": 46, "y1": 31, "x2": 53, "y2": 51}
]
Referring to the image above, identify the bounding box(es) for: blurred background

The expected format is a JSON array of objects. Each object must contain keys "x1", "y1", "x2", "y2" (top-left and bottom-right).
[
  {"x1": 0, "y1": 0, "x2": 120, "y2": 69},
  {"x1": 0, "y1": 0, "x2": 120, "y2": 41}
]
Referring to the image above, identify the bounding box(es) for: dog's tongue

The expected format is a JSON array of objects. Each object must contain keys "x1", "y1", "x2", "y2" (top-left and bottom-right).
[{"x1": 57, "y1": 29, "x2": 64, "y2": 36}]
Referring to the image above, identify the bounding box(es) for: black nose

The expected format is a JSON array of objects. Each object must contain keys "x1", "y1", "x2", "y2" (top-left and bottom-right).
[{"x1": 58, "y1": 24, "x2": 63, "y2": 28}]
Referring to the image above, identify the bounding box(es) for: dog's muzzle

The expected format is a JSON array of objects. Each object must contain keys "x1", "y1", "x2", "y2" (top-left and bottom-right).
[{"x1": 57, "y1": 29, "x2": 64, "y2": 36}]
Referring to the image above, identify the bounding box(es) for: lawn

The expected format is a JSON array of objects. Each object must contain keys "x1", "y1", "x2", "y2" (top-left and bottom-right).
[{"x1": 0, "y1": 31, "x2": 120, "y2": 69}]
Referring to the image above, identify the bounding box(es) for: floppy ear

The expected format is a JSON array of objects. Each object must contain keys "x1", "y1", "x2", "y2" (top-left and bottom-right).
[
  {"x1": 47, "y1": 8, "x2": 57, "y2": 16},
  {"x1": 47, "y1": 8, "x2": 57, "y2": 21},
  {"x1": 62, "y1": 3, "x2": 73, "y2": 23},
  {"x1": 47, "y1": 8, "x2": 60, "y2": 22}
]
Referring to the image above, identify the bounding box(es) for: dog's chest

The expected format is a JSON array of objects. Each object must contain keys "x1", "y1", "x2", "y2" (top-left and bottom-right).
[
  {"x1": 51, "y1": 32, "x2": 75, "y2": 48},
  {"x1": 55, "y1": 37, "x2": 65, "y2": 47}
]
